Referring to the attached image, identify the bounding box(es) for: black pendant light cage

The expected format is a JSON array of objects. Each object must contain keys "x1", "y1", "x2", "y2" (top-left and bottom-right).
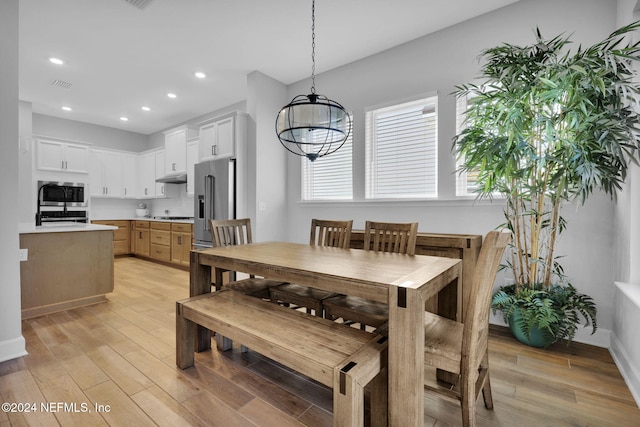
[
  {"x1": 276, "y1": 93, "x2": 351, "y2": 161},
  {"x1": 275, "y1": 0, "x2": 351, "y2": 162}
]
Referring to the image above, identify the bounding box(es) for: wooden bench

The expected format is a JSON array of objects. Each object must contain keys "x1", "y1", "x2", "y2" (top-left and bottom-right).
[{"x1": 176, "y1": 289, "x2": 388, "y2": 426}]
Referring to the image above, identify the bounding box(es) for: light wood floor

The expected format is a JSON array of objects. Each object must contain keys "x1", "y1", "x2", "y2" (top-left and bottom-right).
[{"x1": 1, "y1": 256, "x2": 638, "y2": 426}]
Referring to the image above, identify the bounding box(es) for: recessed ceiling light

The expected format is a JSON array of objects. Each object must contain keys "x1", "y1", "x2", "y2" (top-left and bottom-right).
[
  {"x1": 120, "y1": 117, "x2": 129, "y2": 122},
  {"x1": 167, "y1": 93, "x2": 177, "y2": 99},
  {"x1": 49, "y1": 57, "x2": 64, "y2": 65},
  {"x1": 62, "y1": 106, "x2": 72, "y2": 111},
  {"x1": 194, "y1": 72, "x2": 206, "y2": 79},
  {"x1": 141, "y1": 106, "x2": 151, "y2": 111}
]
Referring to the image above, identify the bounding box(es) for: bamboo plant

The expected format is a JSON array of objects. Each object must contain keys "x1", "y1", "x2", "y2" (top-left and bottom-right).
[{"x1": 453, "y1": 22, "x2": 640, "y2": 345}]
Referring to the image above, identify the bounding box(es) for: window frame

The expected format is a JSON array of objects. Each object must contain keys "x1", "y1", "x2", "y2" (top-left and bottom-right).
[{"x1": 364, "y1": 95, "x2": 439, "y2": 200}]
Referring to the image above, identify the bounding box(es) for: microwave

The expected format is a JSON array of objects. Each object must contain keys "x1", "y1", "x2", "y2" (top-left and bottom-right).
[{"x1": 38, "y1": 181, "x2": 87, "y2": 207}]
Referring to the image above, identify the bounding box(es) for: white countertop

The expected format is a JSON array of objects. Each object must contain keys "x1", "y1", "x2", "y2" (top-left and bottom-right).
[
  {"x1": 19, "y1": 222, "x2": 118, "y2": 234},
  {"x1": 92, "y1": 217, "x2": 194, "y2": 224}
]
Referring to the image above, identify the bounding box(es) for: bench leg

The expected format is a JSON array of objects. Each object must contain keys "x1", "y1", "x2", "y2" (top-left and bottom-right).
[
  {"x1": 176, "y1": 303, "x2": 195, "y2": 369},
  {"x1": 368, "y1": 368, "x2": 388, "y2": 427},
  {"x1": 333, "y1": 367, "x2": 365, "y2": 427}
]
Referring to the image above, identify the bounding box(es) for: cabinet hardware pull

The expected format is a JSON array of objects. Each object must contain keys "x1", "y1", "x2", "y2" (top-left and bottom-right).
[{"x1": 212, "y1": 145, "x2": 217, "y2": 156}]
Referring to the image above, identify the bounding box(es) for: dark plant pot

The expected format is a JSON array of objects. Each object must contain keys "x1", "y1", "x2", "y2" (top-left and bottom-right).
[{"x1": 508, "y1": 310, "x2": 556, "y2": 348}]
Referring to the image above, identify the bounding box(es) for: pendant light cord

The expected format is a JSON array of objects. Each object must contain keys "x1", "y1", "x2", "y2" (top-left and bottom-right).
[{"x1": 310, "y1": 0, "x2": 316, "y2": 95}]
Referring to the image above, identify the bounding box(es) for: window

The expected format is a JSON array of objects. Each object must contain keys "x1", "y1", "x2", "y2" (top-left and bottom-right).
[
  {"x1": 365, "y1": 96, "x2": 437, "y2": 199},
  {"x1": 455, "y1": 94, "x2": 480, "y2": 197},
  {"x1": 302, "y1": 122, "x2": 353, "y2": 200},
  {"x1": 455, "y1": 93, "x2": 495, "y2": 198}
]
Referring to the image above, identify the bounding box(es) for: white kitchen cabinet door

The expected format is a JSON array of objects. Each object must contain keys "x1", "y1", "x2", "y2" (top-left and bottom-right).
[
  {"x1": 122, "y1": 154, "x2": 137, "y2": 198},
  {"x1": 155, "y1": 150, "x2": 166, "y2": 198},
  {"x1": 102, "y1": 151, "x2": 123, "y2": 197},
  {"x1": 37, "y1": 139, "x2": 89, "y2": 174},
  {"x1": 164, "y1": 129, "x2": 186, "y2": 174},
  {"x1": 198, "y1": 115, "x2": 235, "y2": 161},
  {"x1": 215, "y1": 117, "x2": 235, "y2": 158},
  {"x1": 186, "y1": 140, "x2": 198, "y2": 195},
  {"x1": 164, "y1": 125, "x2": 197, "y2": 175},
  {"x1": 137, "y1": 152, "x2": 156, "y2": 198},
  {"x1": 89, "y1": 149, "x2": 123, "y2": 197}
]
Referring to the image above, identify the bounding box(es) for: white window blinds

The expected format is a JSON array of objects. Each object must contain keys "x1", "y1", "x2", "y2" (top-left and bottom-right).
[
  {"x1": 365, "y1": 96, "x2": 437, "y2": 199},
  {"x1": 302, "y1": 125, "x2": 353, "y2": 200}
]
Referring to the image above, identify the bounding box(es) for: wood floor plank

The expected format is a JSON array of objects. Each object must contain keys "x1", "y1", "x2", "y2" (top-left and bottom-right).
[
  {"x1": 0, "y1": 370, "x2": 58, "y2": 426},
  {"x1": 48, "y1": 342, "x2": 110, "y2": 390},
  {"x1": 37, "y1": 374, "x2": 108, "y2": 426},
  {"x1": 116, "y1": 323, "x2": 174, "y2": 359},
  {"x1": 238, "y1": 398, "x2": 306, "y2": 427},
  {"x1": 180, "y1": 389, "x2": 257, "y2": 427},
  {"x1": 86, "y1": 345, "x2": 154, "y2": 396},
  {"x1": 123, "y1": 348, "x2": 201, "y2": 403},
  {"x1": 83, "y1": 380, "x2": 157, "y2": 427},
  {"x1": 131, "y1": 385, "x2": 209, "y2": 427}
]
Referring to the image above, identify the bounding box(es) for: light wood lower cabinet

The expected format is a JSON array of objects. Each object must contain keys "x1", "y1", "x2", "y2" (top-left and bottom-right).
[
  {"x1": 171, "y1": 223, "x2": 193, "y2": 266},
  {"x1": 92, "y1": 220, "x2": 130, "y2": 255},
  {"x1": 99, "y1": 219, "x2": 192, "y2": 268},
  {"x1": 150, "y1": 221, "x2": 171, "y2": 262},
  {"x1": 134, "y1": 221, "x2": 150, "y2": 257}
]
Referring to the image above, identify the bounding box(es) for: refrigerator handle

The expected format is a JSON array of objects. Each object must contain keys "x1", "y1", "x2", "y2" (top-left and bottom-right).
[{"x1": 204, "y1": 174, "x2": 215, "y2": 232}]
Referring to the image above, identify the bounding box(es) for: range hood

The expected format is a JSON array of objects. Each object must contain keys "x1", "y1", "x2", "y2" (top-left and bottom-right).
[{"x1": 156, "y1": 173, "x2": 187, "y2": 184}]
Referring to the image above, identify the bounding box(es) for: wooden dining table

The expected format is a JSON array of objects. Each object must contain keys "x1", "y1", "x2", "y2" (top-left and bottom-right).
[{"x1": 190, "y1": 241, "x2": 462, "y2": 426}]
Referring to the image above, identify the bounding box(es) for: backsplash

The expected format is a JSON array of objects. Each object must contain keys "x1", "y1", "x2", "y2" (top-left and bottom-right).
[{"x1": 90, "y1": 184, "x2": 194, "y2": 220}]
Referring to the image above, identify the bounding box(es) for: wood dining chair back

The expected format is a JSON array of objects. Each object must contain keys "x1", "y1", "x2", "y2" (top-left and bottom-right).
[
  {"x1": 270, "y1": 219, "x2": 353, "y2": 315},
  {"x1": 310, "y1": 219, "x2": 353, "y2": 249},
  {"x1": 422, "y1": 230, "x2": 511, "y2": 427},
  {"x1": 209, "y1": 218, "x2": 286, "y2": 299},
  {"x1": 210, "y1": 218, "x2": 252, "y2": 247},
  {"x1": 323, "y1": 221, "x2": 419, "y2": 330},
  {"x1": 363, "y1": 220, "x2": 418, "y2": 255}
]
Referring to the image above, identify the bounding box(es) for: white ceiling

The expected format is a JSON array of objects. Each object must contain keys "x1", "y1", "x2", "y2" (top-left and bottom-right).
[{"x1": 19, "y1": 0, "x2": 518, "y2": 135}]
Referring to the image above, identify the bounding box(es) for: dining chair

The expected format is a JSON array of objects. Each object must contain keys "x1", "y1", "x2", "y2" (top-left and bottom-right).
[
  {"x1": 323, "y1": 220, "x2": 418, "y2": 330},
  {"x1": 209, "y1": 218, "x2": 287, "y2": 299},
  {"x1": 422, "y1": 230, "x2": 510, "y2": 427},
  {"x1": 269, "y1": 219, "x2": 353, "y2": 316}
]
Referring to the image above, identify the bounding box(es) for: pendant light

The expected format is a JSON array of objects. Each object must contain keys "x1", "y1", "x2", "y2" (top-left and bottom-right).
[{"x1": 275, "y1": 0, "x2": 351, "y2": 162}]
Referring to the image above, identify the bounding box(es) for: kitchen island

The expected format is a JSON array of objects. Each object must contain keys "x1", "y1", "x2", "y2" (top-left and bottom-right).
[{"x1": 19, "y1": 222, "x2": 117, "y2": 319}]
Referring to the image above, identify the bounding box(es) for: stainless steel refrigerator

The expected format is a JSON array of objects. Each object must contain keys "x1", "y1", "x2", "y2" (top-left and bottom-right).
[{"x1": 193, "y1": 158, "x2": 236, "y2": 249}]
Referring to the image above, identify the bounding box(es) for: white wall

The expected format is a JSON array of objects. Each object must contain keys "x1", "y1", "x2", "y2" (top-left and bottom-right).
[
  {"x1": 283, "y1": 0, "x2": 618, "y2": 347},
  {"x1": 610, "y1": 0, "x2": 640, "y2": 407},
  {"x1": 0, "y1": 0, "x2": 27, "y2": 363},
  {"x1": 246, "y1": 71, "x2": 289, "y2": 242},
  {"x1": 32, "y1": 113, "x2": 148, "y2": 152}
]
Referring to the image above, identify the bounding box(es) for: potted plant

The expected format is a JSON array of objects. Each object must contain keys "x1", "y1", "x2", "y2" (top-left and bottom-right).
[{"x1": 453, "y1": 23, "x2": 640, "y2": 347}]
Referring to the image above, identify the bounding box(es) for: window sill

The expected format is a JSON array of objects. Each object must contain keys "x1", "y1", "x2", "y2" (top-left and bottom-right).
[{"x1": 297, "y1": 197, "x2": 506, "y2": 208}]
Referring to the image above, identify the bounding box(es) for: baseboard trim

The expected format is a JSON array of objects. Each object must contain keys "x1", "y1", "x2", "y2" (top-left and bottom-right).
[
  {"x1": 0, "y1": 336, "x2": 27, "y2": 363},
  {"x1": 610, "y1": 332, "x2": 640, "y2": 407}
]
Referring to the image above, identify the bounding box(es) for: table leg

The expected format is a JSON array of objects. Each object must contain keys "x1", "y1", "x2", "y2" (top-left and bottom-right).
[
  {"x1": 190, "y1": 251, "x2": 211, "y2": 351},
  {"x1": 388, "y1": 285, "x2": 424, "y2": 427}
]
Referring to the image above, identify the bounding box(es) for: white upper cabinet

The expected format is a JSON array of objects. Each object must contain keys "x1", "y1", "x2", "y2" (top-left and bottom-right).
[
  {"x1": 186, "y1": 140, "x2": 198, "y2": 195},
  {"x1": 198, "y1": 112, "x2": 246, "y2": 162},
  {"x1": 137, "y1": 151, "x2": 157, "y2": 198},
  {"x1": 163, "y1": 125, "x2": 198, "y2": 176},
  {"x1": 89, "y1": 149, "x2": 124, "y2": 197},
  {"x1": 155, "y1": 150, "x2": 166, "y2": 198},
  {"x1": 122, "y1": 153, "x2": 137, "y2": 198},
  {"x1": 36, "y1": 139, "x2": 89, "y2": 174}
]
